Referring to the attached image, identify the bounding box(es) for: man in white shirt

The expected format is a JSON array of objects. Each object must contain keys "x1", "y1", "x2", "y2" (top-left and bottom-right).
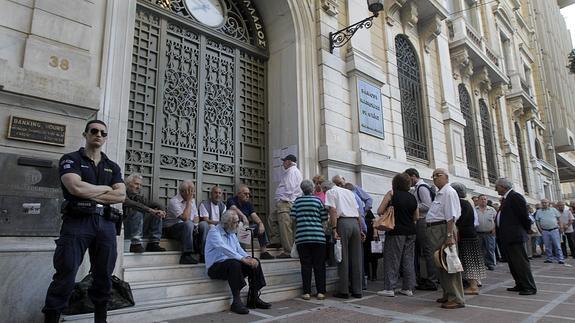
[
  {"x1": 269, "y1": 154, "x2": 303, "y2": 258},
  {"x1": 165, "y1": 180, "x2": 199, "y2": 264},
  {"x1": 426, "y1": 168, "x2": 464, "y2": 309},
  {"x1": 557, "y1": 201, "x2": 575, "y2": 259},
  {"x1": 324, "y1": 180, "x2": 364, "y2": 299},
  {"x1": 476, "y1": 194, "x2": 497, "y2": 270},
  {"x1": 198, "y1": 186, "x2": 227, "y2": 262}
]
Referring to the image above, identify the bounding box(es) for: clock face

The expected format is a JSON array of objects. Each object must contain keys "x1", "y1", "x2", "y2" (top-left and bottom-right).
[{"x1": 185, "y1": 0, "x2": 225, "y2": 27}]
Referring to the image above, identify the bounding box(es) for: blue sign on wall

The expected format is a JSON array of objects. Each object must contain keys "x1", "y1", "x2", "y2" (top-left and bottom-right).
[{"x1": 358, "y1": 79, "x2": 384, "y2": 139}]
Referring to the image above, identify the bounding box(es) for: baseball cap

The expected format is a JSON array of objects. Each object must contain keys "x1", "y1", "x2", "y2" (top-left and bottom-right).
[{"x1": 281, "y1": 154, "x2": 297, "y2": 162}]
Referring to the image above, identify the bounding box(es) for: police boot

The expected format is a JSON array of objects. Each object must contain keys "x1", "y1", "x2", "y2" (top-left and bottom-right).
[
  {"x1": 94, "y1": 304, "x2": 107, "y2": 323},
  {"x1": 44, "y1": 310, "x2": 60, "y2": 323}
]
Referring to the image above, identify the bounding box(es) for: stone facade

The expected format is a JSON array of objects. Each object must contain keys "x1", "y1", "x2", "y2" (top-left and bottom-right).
[{"x1": 0, "y1": 0, "x2": 574, "y2": 321}]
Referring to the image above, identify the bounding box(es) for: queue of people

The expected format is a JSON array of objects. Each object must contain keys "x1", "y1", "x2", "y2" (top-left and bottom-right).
[{"x1": 44, "y1": 122, "x2": 571, "y2": 322}]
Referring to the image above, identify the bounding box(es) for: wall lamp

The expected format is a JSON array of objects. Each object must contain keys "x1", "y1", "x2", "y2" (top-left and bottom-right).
[{"x1": 329, "y1": 0, "x2": 384, "y2": 53}]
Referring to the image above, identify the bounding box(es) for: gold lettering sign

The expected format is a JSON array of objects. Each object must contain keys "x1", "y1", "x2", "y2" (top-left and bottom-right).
[{"x1": 7, "y1": 116, "x2": 66, "y2": 146}]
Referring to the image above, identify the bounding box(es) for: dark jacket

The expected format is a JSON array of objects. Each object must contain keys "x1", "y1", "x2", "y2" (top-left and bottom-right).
[{"x1": 496, "y1": 190, "x2": 531, "y2": 245}]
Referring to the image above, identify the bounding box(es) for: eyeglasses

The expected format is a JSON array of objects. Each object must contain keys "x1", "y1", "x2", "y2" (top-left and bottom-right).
[
  {"x1": 88, "y1": 128, "x2": 108, "y2": 137},
  {"x1": 432, "y1": 173, "x2": 445, "y2": 179},
  {"x1": 232, "y1": 220, "x2": 240, "y2": 224}
]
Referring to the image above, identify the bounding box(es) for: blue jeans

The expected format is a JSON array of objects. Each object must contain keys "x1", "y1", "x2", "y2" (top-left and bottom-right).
[
  {"x1": 124, "y1": 210, "x2": 162, "y2": 244},
  {"x1": 478, "y1": 233, "x2": 496, "y2": 268},
  {"x1": 542, "y1": 229, "x2": 564, "y2": 262}
]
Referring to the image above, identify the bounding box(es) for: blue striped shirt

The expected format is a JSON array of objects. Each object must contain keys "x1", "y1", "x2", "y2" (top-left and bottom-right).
[{"x1": 290, "y1": 195, "x2": 328, "y2": 245}]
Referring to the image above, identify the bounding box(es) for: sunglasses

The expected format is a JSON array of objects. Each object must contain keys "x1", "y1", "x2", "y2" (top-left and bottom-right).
[{"x1": 88, "y1": 128, "x2": 108, "y2": 137}]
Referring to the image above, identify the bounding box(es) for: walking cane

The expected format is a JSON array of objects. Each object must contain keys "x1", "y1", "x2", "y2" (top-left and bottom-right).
[{"x1": 247, "y1": 227, "x2": 255, "y2": 258}]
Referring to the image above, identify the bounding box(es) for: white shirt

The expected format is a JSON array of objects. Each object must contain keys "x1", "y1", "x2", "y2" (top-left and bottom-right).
[
  {"x1": 274, "y1": 164, "x2": 303, "y2": 203},
  {"x1": 165, "y1": 193, "x2": 198, "y2": 227},
  {"x1": 426, "y1": 183, "x2": 461, "y2": 223},
  {"x1": 199, "y1": 202, "x2": 226, "y2": 222},
  {"x1": 559, "y1": 209, "x2": 574, "y2": 233},
  {"x1": 324, "y1": 186, "x2": 360, "y2": 218}
]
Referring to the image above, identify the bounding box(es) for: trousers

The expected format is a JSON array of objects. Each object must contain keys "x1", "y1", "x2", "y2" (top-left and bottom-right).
[
  {"x1": 124, "y1": 210, "x2": 162, "y2": 244},
  {"x1": 43, "y1": 213, "x2": 117, "y2": 313},
  {"x1": 268, "y1": 201, "x2": 294, "y2": 252},
  {"x1": 208, "y1": 258, "x2": 267, "y2": 294}
]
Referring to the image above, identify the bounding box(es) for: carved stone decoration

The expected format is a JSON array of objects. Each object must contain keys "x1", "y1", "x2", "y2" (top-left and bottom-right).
[
  {"x1": 508, "y1": 97, "x2": 524, "y2": 117},
  {"x1": 473, "y1": 66, "x2": 492, "y2": 94},
  {"x1": 450, "y1": 48, "x2": 473, "y2": 80},
  {"x1": 491, "y1": 82, "x2": 507, "y2": 99},
  {"x1": 321, "y1": 0, "x2": 339, "y2": 16},
  {"x1": 420, "y1": 15, "x2": 442, "y2": 53},
  {"x1": 401, "y1": 2, "x2": 418, "y2": 29},
  {"x1": 385, "y1": 0, "x2": 408, "y2": 26}
]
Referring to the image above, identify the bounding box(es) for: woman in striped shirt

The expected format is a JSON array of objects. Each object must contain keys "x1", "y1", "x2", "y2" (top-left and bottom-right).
[{"x1": 291, "y1": 179, "x2": 329, "y2": 300}]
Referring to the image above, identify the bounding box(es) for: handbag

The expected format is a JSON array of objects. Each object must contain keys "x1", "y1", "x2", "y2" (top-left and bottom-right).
[
  {"x1": 374, "y1": 206, "x2": 395, "y2": 231},
  {"x1": 444, "y1": 245, "x2": 464, "y2": 274},
  {"x1": 63, "y1": 274, "x2": 135, "y2": 314}
]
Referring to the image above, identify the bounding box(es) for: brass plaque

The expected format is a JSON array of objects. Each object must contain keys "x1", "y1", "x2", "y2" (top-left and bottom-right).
[{"x1": 7, "y1": 116, "x2": 66, "y2": 146}]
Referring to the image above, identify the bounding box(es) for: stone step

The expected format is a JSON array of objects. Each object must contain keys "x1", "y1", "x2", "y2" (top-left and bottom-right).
[
  {"x1": 123, "y1": 248, "x2": 286, "y2": 268},
  {"x1": 62, "y1": 279, "x2": 338, "y2": 323},
  {"x1": 123, "y1": 237, "x2": 263, "y2": 253},
  {"x1": 123, "y1": 258, "x2": 303, "y2": 283},
  {"x1": 131, "y1": 267, "x2": 338, "y2": 303}
]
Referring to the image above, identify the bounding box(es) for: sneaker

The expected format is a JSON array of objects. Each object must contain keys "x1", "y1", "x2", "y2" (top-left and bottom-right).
[
  {"x1": 145, "y1": 243, "x2": 166, "y2": 252},
  {"x1": 317, "y1": 293, "x2": 325, "y2": 300},
  {"x1": 301, "y1": 293, "x2": 311, "y2": 300},
  {"x1": 398, "y1": 289, "x2": 413, "y2": 296},
  {"x1": 377, "y1": 290, "x2": 395, "y2": 297},
  {"x1": 260, "y1": 251, "x2": 275, "y2": 260},
  {"x1": 179, "y1": 254, "x2": 199, "y2": 264},
  {"x1": 129, "y1": 243, "x2": 145, "y2": 253}
]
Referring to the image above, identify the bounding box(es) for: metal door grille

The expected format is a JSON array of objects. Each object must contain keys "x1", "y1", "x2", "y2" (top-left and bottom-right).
[
  {"x1": 395, "y1": 35, "x2": 428, "y2": 161},
  {"x1": 126, "y1": 5, "x2": 267, "y2": 217},
  {"x1": 479, "y1": 99, "x2": 497, "y2": 183},
  {"x1": 459, "y1": 84, "x2": 480, "y2": 180},
  {"x1": 515, "y1": 123, "x2": 529, "y2": 193}
]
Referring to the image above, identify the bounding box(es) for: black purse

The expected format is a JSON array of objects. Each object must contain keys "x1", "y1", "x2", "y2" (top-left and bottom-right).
[{"x1": 63, "y1": 274, "x2": 135, "y2": 315}]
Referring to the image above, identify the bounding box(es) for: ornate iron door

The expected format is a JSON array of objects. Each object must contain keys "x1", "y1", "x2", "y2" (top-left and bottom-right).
[
  {"x1": 458, "y1": 84, "x2": 480, "y2": 180},
  {"x1": 126, "y1": 5, "x2": 267, "y2": 214}
]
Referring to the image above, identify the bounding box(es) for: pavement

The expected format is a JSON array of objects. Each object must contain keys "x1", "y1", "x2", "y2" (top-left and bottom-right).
[{"x1": 167, "y1": 257, "x2": 575, "y2": 323}]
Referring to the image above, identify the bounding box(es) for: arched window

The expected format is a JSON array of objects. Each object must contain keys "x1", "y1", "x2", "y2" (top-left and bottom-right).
[
  {"x1": 515, "y1": 123, "x2": 529, "y2": 193},
  {"x1": 534, "y1": 138, "x2": 543, "y2": 160},
  {"x1": 479, "y1": 99, "x2": 497, "y2": 183},
  {"x1": 459, "y1": 84, "x2": 480, "y2": 179},
  {"x1": 395, "y1": 35, "x2": 428, "y2": 160}
]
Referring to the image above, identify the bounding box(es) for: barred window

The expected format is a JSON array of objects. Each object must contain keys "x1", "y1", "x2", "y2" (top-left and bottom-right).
[
  {"x1": 395, "y1": 35, "x2": 428, "y2": 160},
  {"x1": 479, "y1": 99, "x2": 497, "y2": 183},
  {"x1": 459, "y1": 84, "x2": 480, "y2": 179},
  {"x1": 515, "y1": 122, "x2": 529, "y2": 193}
]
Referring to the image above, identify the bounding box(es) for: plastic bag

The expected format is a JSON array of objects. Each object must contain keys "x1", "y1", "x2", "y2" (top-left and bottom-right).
[
  {"x1": 371, "y1": 240, "x2": 383, "y2": 253},
  {"x1": 290, "y1": 242, "x2": 299, "y2": 258},
  {"x1": 237, "y1": 224, "x2": 252, "y2": 245},
  {"x1": 444, "y1": 245, "x2": 464, "y2": 274},
  {"x1": 334, "y1": 240, "x2": 342, "y2": 263}
]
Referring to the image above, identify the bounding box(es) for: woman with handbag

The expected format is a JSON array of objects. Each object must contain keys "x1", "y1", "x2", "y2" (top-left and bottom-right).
[
  {"x1": 375, "y1": 173, "x2": 418, "y2": 297},
  {"x1": 451, "y1": 182, "x2": 486, "y2": 295}
]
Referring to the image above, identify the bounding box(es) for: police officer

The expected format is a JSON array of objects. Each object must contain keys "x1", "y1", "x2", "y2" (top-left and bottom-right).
[{"x1": 43, "y1": 120, "x2": 126, "y2": 323}]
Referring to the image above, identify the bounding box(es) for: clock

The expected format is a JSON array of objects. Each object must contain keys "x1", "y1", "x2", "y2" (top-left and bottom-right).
[{"x1": 184, "y1": 0, "x2": 226, "y2": 27}]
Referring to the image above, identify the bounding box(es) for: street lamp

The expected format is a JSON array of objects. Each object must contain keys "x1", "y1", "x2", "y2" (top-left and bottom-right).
[{"x1": 329, "y1": 0, "x2": 385, "y2": 53}]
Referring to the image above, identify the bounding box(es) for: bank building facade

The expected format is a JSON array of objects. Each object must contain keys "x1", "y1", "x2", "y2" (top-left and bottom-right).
[{"x1": 1, "y1": 0, "x2": 575, "y2": 321}]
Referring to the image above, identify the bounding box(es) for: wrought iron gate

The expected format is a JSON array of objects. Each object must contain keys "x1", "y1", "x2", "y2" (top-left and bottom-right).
[{"x1": 126, "y1": 2, "x2": 268, "y2": 214}]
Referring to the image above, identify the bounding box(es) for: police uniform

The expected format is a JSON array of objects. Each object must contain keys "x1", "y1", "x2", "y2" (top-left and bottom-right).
[{"x1": 43, "y1": 147, "x2": 123, "y2": 314}]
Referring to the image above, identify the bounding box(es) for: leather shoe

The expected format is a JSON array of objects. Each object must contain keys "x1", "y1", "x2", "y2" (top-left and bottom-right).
[
  {"x1": 276, "y1": 252, "x2": 291, "y2": 259},
  {"x1": 129, "y1": 243, "x2": 145, "y2": 253},
  {"x1": 436, "y1": 297, "x2": 448, "y2": 303},
  {"x1": 351, "y1": 293, "x2": 362, "y2": 299},
  {"x1": 259, "y1": 251, "x2": 275, "y2": 260},
  {"x1": 518, "y1": 289, "x2": 537, "y2": 295},
  {"x1": 507, "y1": 286, "x2": 521, "y2": 292},
  {"x1": 441, "y1": 302, "x2": 465, "y2": 309},
  {"x1": 230, "y1": 301, "x2": 249, "y2": 314},
  {"x1": 250, "y1": 297, "x2": 271, "y2": 309},
  {"x1": 145, "y1": 243, "x2": 166, "y2": 252},
  {"x1": 333, "y1": 293, "x2": 349, "y2": 299},
  {"x1": 179, "y1": 254, "x2": 198, "y2": 264}
]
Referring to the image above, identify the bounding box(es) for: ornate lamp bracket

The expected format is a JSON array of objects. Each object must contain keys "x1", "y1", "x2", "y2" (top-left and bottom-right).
[{"x1": 328, "y1": 0, "x2": 385, "y2": 53}]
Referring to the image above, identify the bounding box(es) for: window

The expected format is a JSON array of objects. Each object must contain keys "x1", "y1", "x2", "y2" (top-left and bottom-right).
[
  {"x1": 479, "y1": 99, "x2": 497, "y2": 183},
  {"x1": 515, "y1": 123, "x2": 529, "y2": 193},
  {"x1": 459, "y1": 84, "x2": 480, "y2": 179},
  {"x1": 395, "y1": 35, "x2": 428, "y2": 160},
  {"x1": 535, "y1": 138, "x2": 543, "y2": 160}
]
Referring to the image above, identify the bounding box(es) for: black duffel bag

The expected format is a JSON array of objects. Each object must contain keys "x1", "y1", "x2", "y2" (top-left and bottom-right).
[{"x1": 63, "y1": 274, "x2": 135, "y2": 315}]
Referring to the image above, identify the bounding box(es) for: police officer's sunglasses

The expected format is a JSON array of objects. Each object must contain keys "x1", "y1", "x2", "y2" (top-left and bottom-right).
[{"x1": 88, "y1": 128, "x2": 108, "y2": 137}]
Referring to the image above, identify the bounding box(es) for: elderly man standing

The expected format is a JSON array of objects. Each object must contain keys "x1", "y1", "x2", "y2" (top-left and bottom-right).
[
  {"x1": 557, "y1": 201, "x2": 575, "y2": 259},
  {"x1": 324, "y1": 180, "x2": 365, "y2": 299},
  {"x1": 165, "y1": 180, "x2": 199, "y2": 264},
  {"x1": 123, "y1": 173, "x2": 166, "y2": 253},
  {"x1": 427, "y1": 168, "x2": 465, "y2": 309},
  {"x1": 205, "y1": 209, "x2": 272, "y2": 314},
  {"x1": 495, "y1": 178, "x2": 537, "y2": 295},
  {"x1": 269, "y1": 154, "x2": 303, "y2": 258},
  {"x1": 405, "y1": 168, "x2": 437, "y2": 291},
  {"x1": 535, "y1": 199, "x2": 564, "y2": 264},
  {"x1": 476, "y1": 194, "x2": 497, "y2": 270}
]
